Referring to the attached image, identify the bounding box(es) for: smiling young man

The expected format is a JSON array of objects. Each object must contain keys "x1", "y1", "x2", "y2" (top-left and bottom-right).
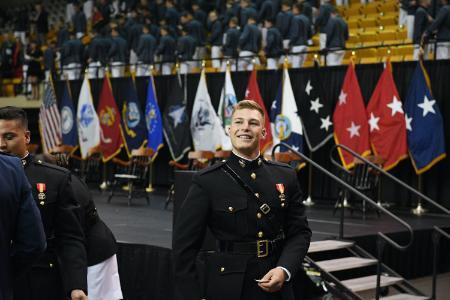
[
  {"x1": 173, "y1": 100, "x2": 311, "y2": 300},
  {"x1": 0, "y1": 106, "x2": 88, "y2": 300}
]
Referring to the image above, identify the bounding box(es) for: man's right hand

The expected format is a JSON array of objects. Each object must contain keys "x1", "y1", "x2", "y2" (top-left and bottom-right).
[{"x1": 71, "y1": 289, "x2": 88, "y2": 300}]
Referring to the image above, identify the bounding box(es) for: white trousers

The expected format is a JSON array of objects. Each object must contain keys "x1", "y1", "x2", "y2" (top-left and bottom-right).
[
  {"x1": 63, "y1": 63, "x2": 81, "y2": 80},
  {"x1": 136, "y1": 63, "x2": 151, "y2": 76},
  {"x1": 266, "y1": 57, "x2": 282, "y2": 70},
  {"x1": 399, "y1": 8, "x2": 408, "y2": 26},
  {"x1": 66, "y1": 3, "x2": 75, "y2": 23},
  {"x1": 110, "y1": 62, "x2": 125, "y2": 78},
  {"x1": 161, "y1": 63, "x2": 173, "y2": 75},
  {"x1": 88, "y1": 62, "x2": 104, "y2": 79},
  {"x1": 407, "y1": 15, "x2": 415, "y2": 40},
  {"x1": 84, "y1": 0, "x2": 93, "y2": 19},
  {"x1": 211, "y1": 45, "x2": 222, "y2": 68},
  {"x1": 238, "y1": 50, "x2": 259, "y2": 71},
  {"x1": 319, "y1": 33, "x2": 327, "y2": 50},
  {"x1": 326, "y1": 50, "x2": 345, "y2": 66},
  {"x1": 179, "y1": 61, "x2": 196, "y2": 74},
  {"x1": 291, "y1": 45, "x2": 307, "y2": 69},
  {"x1": 76, "y1": 32, "x2": 84, "y2": 39},
  {"x1": 436, "y1": 42, "x2": 450, "y2": 60},
  {"x1": 14, "y1": 31, "x2": 27, "y2": 45},
  {"x1": 87, "y1": 255, "x2": 123, "y2": 300},
  {"x1": 335, "y1": 0, "x2": 348, "y2": 6}
]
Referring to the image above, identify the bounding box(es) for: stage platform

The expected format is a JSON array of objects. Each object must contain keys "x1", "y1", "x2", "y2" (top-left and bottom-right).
[{"x1": 92, "y1": 188, "x2": 450, "y2": 300}]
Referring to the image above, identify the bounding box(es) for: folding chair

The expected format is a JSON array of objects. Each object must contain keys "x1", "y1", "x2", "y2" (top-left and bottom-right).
[{"x1": 108, "y1": 148, "x2": 154, "y2": 206}]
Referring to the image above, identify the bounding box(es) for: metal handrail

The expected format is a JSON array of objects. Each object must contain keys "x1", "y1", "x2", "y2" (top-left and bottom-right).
[
  {"x1": 432, "y1": 226, "x2": 450, "y2": 300},
  {"x1": 330, "y1": 144, "x2": 450, "y2": 215},
  {"x1": 272, "y1": 142, "x2": 414, "y2": 300}
]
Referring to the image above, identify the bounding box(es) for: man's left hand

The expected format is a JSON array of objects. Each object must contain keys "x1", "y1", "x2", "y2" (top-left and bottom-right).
[
  {"x1": 71, "y1": 289, "x2": 88, "y2": 300},
  {"x1": 257, "y1": 267, "x2": 286, "y2": 293}
]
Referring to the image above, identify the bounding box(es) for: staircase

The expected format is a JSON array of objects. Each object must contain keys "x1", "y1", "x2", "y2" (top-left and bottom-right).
[{"x1": 305, "y1": 240, "x2": 429, "y2": 300}]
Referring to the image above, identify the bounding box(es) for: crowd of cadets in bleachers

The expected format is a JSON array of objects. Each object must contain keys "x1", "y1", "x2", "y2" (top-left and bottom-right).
[{"x1": 0, "y1": 0, "x2": 449, "y2": 94}]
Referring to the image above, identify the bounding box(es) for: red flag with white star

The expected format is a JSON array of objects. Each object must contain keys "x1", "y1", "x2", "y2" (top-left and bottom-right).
[
  {"x1": 244, "y1": 69, "x2": 273, "y2": 152},
  {"x1": 333, "y1": 63, "x2": 370, "y2": 169},
  {"x1": 366, "y1": 62, "x2": 408, "y2": 170}
]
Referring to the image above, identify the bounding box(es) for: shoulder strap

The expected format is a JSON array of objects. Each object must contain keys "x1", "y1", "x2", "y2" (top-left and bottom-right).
[{"x1": 222, "y1": 163, "x2": 282, "y2": 237}]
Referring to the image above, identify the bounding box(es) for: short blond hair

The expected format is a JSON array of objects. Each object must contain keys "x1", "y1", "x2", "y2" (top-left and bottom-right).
[{"x1": 231, "y1": 100, "x2": 265, "y2": 123}]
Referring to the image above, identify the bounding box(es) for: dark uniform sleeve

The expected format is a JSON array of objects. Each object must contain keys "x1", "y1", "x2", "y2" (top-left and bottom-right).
[
  {"x1": 276, "y1": 169, "x2": 311, "y2": 277},
  {"x1": 172, "y1": 174, "x2": 210, "y2": 300},
  {"x1": 11, "y1": 160, "x2": 46, "y2": 277},
  {"x1": 425, "y1": 7, "x2": 448, "y2": 36},
  {"x1": 54, "y1": 172, "x2": 88, "y2": 295}
]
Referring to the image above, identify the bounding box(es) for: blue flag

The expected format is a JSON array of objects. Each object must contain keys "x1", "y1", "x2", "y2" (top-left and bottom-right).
[
  {"x1": 404, "y1": 62, "x2": 446, "y2": 174},
  {"x1": 121, "y1": 77, "x2": 148, "y2": 156},
  {"x1": 60, "y1": 81, "x2": 78, "y2": 148},
  {"x1": 145, "y1": 76, "x2": 163, "y2": 154}
]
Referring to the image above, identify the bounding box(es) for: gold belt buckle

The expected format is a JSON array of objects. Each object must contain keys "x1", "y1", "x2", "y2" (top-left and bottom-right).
[{"x1": 257, "y1": 240, "x2": 269, "y2": 258}]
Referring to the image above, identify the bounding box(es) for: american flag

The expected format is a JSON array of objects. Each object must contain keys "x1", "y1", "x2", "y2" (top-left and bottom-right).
[{"x1": 39, "y1": 83, "x2": 62, "y2": 152}]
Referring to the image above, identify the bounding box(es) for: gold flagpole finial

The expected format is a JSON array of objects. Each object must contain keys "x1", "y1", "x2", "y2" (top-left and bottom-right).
[{"x1": 202, "y1": 60, "x2": 206, "y2": 68}]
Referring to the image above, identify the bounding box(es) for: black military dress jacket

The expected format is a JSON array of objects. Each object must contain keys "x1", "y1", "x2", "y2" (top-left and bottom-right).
[
  {"x1": 14, "y1": 155, "x2": 87, "y2": 300},
  {"x1": 173, "y1": 153, "x2": 311, "y2": 300}
]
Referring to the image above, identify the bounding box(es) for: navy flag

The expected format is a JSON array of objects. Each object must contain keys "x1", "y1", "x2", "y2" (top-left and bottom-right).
[
  {"x1": 404, "y1": 62, "x2": 446, "y2": 174},
  {"x1": 145, "y1": 76, "x2": 163, "y2": 155},
  {"x1": 163, "y1": 75, "x2": 191, "y2": 161},
  {"x1": 121, "y1": 77, "x2": 148, "y2": 156},
  {"x1": 60, "y1": 81, "x2": 78, "y2": 148},
  {"x1": 298, "y1": 63, "x2": 333, "y2": 152}
]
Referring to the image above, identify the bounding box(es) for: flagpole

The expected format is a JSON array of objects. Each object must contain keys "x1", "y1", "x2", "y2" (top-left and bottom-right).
[
  {"x1": 146, "y1": 160, "x2": 154, "y2": 193},
  {"x1": 412, "y1": 174, "x2": 426, "y2": 215},
  {"x1": 303, "y1": 151, "x2": 315, "y2": 206}
]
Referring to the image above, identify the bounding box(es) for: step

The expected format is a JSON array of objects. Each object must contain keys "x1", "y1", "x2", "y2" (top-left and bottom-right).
[
  {"x1": 308, "y1": 240, "x2": 354, "y2": 253},
  {"x1": 339, "y1": 275, "x2": 403, "y2": 292},
  {"x1": 316, "y1": 257, "x2": 377, "y2": 272},
  {"x1": 379, "y1": 294, "x2": 429, "y2": 300}
]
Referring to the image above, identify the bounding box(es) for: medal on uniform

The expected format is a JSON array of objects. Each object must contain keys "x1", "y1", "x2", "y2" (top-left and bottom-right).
[
  {"x1": 37, "y1": 183, "x2": 46, "y2": 203},
  {"x1": 276, "y1": 183, "x2": 286, "y2": 201}
]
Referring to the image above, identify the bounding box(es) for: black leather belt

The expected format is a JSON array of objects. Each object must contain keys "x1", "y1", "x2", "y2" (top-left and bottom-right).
[{"x1": 217, "y1": 234, "x2": 285, "y2": 258}]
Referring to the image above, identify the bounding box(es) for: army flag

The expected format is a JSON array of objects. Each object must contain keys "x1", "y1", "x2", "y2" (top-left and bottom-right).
[
  {"x1": 298, "y1": 63, "x2": 333, "y2": 151},
  {"x1": 121, "y1": 77, "x2": 148, "y2": 156},
  {"x1": 244, "y1": 69, "x2": 273, "y2": 152},
  {"x1": 97, "y1": 75, "x2": 124, "y2": 162},
  {"x1": 39, "y1": 81, "x2": 62, "y2": 153},
  {"x1": 217, "y1": 66, "x2": 237, "y2": 150},
  {"x1": 145, "y1": 76, "x2": 163, "y2": 154},
  {"x1": 404, "y1": 62, "x2": 446, "y2": 174},
  {"x1": 163, "y1": 75, "x2": 191, "y2": 161},
  {"x1": 191, "y1": 70, "x2": 225, "y2": 151},
  {"x1": 60, "y1": 81, "x2": 78, "y2": 148},
  {"x1": 77, "y1": 77, "x2": 101, "y2": 159},
  {"x1": 333, "y1": 63, "x2": 370, "y2": 169},
  {"x1": 366, "y1": 62, "x2": 408, "y2": 171},
  {"x1": 272, "y1": 67, "x2": 303, "y2": 153}
]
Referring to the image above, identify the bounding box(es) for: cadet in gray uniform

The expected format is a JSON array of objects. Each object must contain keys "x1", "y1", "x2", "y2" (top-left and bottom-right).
[
  {"x1": 61, "y1": 31, "x2": 84, "y2": 80},
  {"x1": 325, "y1": 9, "x2": 348, "y2": 66},
  {"x1": 222, "y1": 17, "x2": 241, "y2": 71},
  {"x1": 289, "y1": 2, "x2": 311, "y2": 68},
  {"x1": 424, "y1": 0, "x2": 450, "y2": 59},
  {"x1": 155, "y1": 25, "x2": 176, "y2": 75},
  {"x1": 264, "y1": 18, "x2": 283, "y2": 70},
  {"x1": 177, "y1": 27, "x2": 197, "y2": 74},
  {"x1": 208, "y1": 10, "x2": 224, "y2": 69},
  {"x1": 136, "y1": 24, "x2": 157, "y2": 76},
  {"x1": 238, "y1": 16, "x2": 261, "y2": 71},
  {"x1": 108, "y1": 26, "x2": 129, "y2": 78}
]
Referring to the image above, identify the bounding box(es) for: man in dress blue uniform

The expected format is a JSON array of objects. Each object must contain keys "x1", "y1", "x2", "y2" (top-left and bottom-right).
[
  {"x1": 0, "y1": 153, "x2": 46, "y2": 300},
  {"x1": 0, "y1": 107, "x2": 88, "y2": 300},
  {"x1": 173, "y1": 100, "x2": 311, "y2": 300}
]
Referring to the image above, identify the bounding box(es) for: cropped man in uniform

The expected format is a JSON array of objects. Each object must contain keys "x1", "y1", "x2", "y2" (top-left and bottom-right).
[
  {"x1": 173, "y1": 100, "x2": 311, "y2": 300},
  {"x1": 0, "y1": 107, "x2": 88, "y2": 300},
  {"x1": 0, "y1": 153, "x2": 46, "y2": 300}
]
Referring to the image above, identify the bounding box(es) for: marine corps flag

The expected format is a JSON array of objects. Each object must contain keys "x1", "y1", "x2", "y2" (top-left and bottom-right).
[
  {"x1": 333, "y1": 63, "x2": 370, "y2": 169},
  {"x1": 404, "y1": 62, "x2": 446, "y2": 174},
  {"x1": 97, "y1": 75, "x2": 124, "y2": 162},
  {"x1": 191, "y1": 70, "x2": 225, "y2": 151},
  {"x1": 366, "y1": 62, "x2": 407, "y2": 171},
  {"x1": 60, "y1": 81, "x2": 78, "y2": 148},
  {"x1": 298, "y1": 63, "x2": 333, "y2": 152},
  {"x1": 145, "y1": 75, "x2": 163, "y2": 154},
  {"x1": 244, "y1": 69, "x2": 273, "y2": 152},
  {"x1": 163, "y1": 75, "x2": 191, "y2": 161},
  {"x1": 121, "y1": 77, "x2": 147, "y2": 156},
  {"x1": 77, "y1": 76, "x2": 101, "y2": 159}
]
